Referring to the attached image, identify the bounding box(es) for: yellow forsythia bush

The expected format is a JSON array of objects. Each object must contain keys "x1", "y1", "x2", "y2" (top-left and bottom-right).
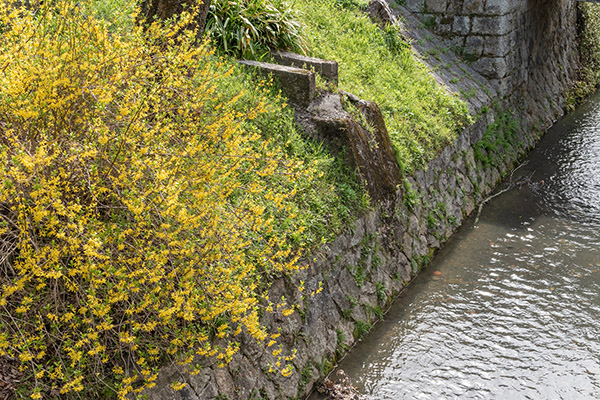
[{"x1": 0, "y1": 1, "x2": 313, "y2": 398}]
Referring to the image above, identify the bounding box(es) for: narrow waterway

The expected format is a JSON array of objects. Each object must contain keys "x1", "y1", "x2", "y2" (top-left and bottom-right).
[{"x1": 320, "y1": 91, "x2": 600, "y2": 399}]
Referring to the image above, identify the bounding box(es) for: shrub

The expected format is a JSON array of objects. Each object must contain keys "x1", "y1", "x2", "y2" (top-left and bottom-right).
[
  {"x1": 205, "y1": 0, "x2": 305, "y2": 58},
  {"x1": 0, "y1": 0, "x2": 342, "y2": 397}
]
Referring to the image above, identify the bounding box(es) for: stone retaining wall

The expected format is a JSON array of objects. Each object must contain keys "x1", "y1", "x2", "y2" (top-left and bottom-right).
[{"x1": 403, "y1": 0, "x2": 579, "y2": 99}]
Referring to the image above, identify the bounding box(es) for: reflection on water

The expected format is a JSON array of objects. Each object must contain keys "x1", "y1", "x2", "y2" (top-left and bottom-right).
[{"x1": 324, "y1": 92, "x2": 600, "y2": 399}]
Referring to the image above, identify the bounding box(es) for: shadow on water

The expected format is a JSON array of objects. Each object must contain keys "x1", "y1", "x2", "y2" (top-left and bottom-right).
[
  {"x1": 312, "y1": 90, "x2": 600, "y2": 399},
  {"x1": 485, "y1": 91, "x2": 600, "y2": 229}
]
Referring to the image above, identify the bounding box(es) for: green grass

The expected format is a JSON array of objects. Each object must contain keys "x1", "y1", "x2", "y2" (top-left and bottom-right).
[
  {"x1": 209, "y1": 60, "x2": 369, "y2": 250},
  {"x1": 353, "y1": 320, "x2": 371, "y2": 339},
  {"x1": 98, "y1": 0, "x2": 472, "y2": 176},
  {"x1": 292, "y1": 0, "x2": 471, "y2": 173}
]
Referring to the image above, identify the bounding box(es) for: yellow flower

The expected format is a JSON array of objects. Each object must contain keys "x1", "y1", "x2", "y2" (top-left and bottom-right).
[{"x1": 170, "y1": 381, "x2": 187, "y2": 391}]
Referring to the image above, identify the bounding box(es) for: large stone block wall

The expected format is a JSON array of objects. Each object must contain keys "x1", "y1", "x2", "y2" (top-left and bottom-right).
[
  {"x1": 509, "y1": 0, "x2": 579, "y2": 128},
  {"x1": 403, "y1": 0, "x2": 579, "y2": 102},
  {"x1": 404, "y1": 0, "x2": 518, "y2": 78}
]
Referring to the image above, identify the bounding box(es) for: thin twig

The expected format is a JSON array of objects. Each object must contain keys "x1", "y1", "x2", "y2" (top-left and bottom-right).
[{"x1": 474, "y1": 161, "x2": 528, "y2": 225}]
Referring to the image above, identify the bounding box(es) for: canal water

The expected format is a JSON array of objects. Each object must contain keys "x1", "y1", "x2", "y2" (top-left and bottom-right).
[{"x1": 319, "y1": 92, "x2": 600, "y2": 399}]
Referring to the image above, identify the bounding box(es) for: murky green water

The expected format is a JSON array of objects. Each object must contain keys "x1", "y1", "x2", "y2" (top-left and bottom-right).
[{"x1": 321, "y1": 92, "x2": 600, "y2": 399}]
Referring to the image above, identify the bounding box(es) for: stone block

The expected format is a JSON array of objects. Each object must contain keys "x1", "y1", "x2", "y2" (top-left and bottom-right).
[
  {"x1": 471, "y1": 15, "x2": 512, "y2": 36},
  {"x1": 483, "y1": 35, "x2": 511, "y2": 57},
  {"x1": 437, "y1": 22, "x2": 453, "y2": 35},
  {"x1": 425, "y1": 0, "x2": 446, "y2": 13},
  {"x1": 488, "y1": 75, "x2": 513, "y2": 96},
  {"x1": 464, "y1": 35, "x2": 484, "y2": 57},
  {"x1": 462, "y1": 0, "x2": 483, "y2": 14},
  {"x1": 471, "y1": 56, "x2": 508, "y2": 80},
  {"x1": 238, "y1": 60, "x2": 315, "y2": 107},
  {"x1": 404, "y1": 0, "x2": 425, "y2": 13},
  {"x1": 483, "y1": 0, "x2": 514, "y2": 16},
  {"x1": 449, "y1": 35, "x2": 466, "y2": 49},
  {"x1": 509, "y1": 29, "x2": 518, "y2": 49},
  {"x1": 453, "y1": 16, "x2": 471, "y2": 35},
  {"x1": 271, "y1": 51, "x2": 339, "y2": 84}
]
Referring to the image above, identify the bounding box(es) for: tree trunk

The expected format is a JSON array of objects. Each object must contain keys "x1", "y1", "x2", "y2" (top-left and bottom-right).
[
  {"x1": 197, "y1": 0, "x2": 211, "y2": 33},
  {"x1": 139, "y1": 0, "x2": 211, "y2": 35}
]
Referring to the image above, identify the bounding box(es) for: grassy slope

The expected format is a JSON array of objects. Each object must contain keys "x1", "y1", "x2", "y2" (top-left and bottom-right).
[
  {"x1": 292, "y1": 0, "x2": 470, "y2": 173},
  {"x1": 214, "y1": 64, "x2": 369, "y2": 248}
]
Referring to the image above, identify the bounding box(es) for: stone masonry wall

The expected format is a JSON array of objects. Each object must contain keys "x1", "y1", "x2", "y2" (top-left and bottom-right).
[
  {"x1": 403, "y1": 0, "x2": 579, "y2": 102},
  {"x1": 510, "y1": 0, "x2": 579, "y2": 128},
  {"x1": 403, "y1": 0, "x2": 519, "y2": 88}
]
